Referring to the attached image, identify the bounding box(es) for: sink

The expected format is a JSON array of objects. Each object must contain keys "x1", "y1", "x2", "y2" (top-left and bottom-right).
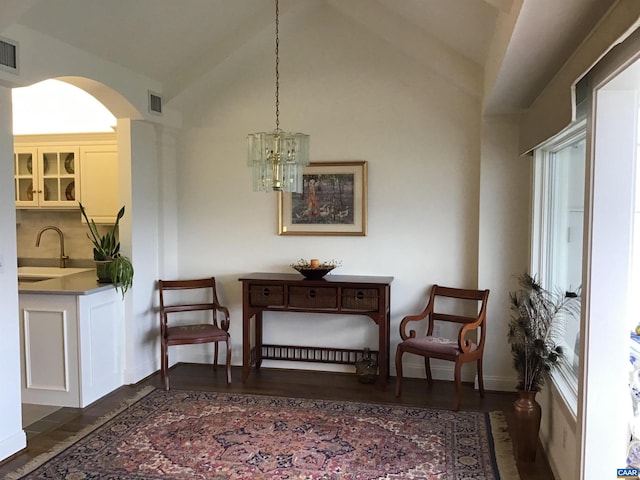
[{"x1": 17, "y1": 266, "x2": 93, "y2": 280}]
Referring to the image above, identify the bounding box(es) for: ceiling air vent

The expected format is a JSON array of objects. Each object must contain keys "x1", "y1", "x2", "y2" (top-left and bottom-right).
[
  {"x1": 148, "y1": 91, "x2": 162, "y2": 115},
  {"x1": 0, "y1": 37, "x2": 19, "y2": 74}
]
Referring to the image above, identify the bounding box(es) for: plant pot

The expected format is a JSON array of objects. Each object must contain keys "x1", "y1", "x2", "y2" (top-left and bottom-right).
[
  {"x1": 513, "y1": 390, "x2": 542, "y2": 462},
  {"x1": 95, "y1": 260, "x2": 113, "y2": 283}
]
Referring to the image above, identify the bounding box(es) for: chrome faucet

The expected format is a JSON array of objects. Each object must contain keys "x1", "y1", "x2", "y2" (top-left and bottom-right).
[{"x1": 35, "y1": 226, "x2": 69, "y2": 268}]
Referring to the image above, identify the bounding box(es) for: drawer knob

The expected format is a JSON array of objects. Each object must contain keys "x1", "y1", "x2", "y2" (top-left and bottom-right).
[
  {"x1": 307, "y1": 289, "x2": 317, "y2": 299},
  {"x1": 262, "y1": 287, "x2": 271, "y2": 297},
  {"x1": 355, "y1": 290, "x2": 365, "y2": 300}
]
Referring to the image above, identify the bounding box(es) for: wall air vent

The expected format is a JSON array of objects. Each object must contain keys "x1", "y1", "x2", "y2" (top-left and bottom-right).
[
  {"x1": 0, "y1": 37, "x2": 19, "y2": 74},
  {"x1": 148, "y1": 91, "x2": 162, "y2": 115}
]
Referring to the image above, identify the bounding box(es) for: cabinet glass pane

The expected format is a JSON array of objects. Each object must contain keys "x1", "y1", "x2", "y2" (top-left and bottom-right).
[
  {"x1": 42, "y1": 153, "x2": 58, "y2": 175},
  {"x1": 43, "y1": 178, "x2": 59, "y2": 202},
  {"x1": 62, "y1": 152, "x2": 75, "y2": 175},
  {"x1": 16, "y1": 153, "x2": 33, "y2": 176},
  {"x1": 61, "y1": 178, "x2": 76, "y2": 201},
  {"x1": 18, "y1": 178, "x2": 34, "y2": 201}
]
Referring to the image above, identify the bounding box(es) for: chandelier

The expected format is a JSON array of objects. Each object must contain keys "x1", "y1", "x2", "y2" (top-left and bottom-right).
[{"x1": 247, "y1": 0, "x2": 310, "y2": 193}]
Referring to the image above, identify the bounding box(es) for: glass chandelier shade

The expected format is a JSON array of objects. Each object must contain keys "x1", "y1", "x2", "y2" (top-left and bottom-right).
[
  {"x1": 248, "y1": 131, "x2": 309, "y2": 192},
  {"x1": 247, "y1": 0, "x2": 310, "y2": 193}
]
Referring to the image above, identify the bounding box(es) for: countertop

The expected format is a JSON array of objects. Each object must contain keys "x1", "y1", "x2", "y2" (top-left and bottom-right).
[{"x1": 18, "y1": 270, "x2": 115, "y2": 295}]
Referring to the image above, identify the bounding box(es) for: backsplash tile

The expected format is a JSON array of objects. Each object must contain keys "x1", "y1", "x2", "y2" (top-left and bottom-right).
[{"x1": 16, "y1": 210, "x2": 114, "y2": 265}]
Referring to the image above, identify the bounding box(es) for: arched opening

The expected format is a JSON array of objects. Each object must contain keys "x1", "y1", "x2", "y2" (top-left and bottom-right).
[
  {"x1": 10, "y1": 77, "x2": 141, "y2": 425},
  {"x1": 12, "y1": 79, "x2": 117, "y2": 135}
]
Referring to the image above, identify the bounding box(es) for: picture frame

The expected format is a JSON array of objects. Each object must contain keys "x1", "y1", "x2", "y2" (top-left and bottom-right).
[{"x1": 278, "y1": 161, "x2": 367, "y2": 236}]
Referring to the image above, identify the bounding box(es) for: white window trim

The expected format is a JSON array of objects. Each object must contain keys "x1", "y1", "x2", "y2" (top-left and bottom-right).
[{"x1": 531, "y1": 119, "x2": 586, "y2": 419}]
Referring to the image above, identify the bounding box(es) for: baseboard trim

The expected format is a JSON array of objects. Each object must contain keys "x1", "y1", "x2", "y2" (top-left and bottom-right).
[{"x1": 124, "y1": 359, "x2": 158, "y2": 385}]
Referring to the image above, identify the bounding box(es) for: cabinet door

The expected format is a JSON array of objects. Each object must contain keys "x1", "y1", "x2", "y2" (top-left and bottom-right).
[
  {"x1": 19, "y1": 294, "x2": 80, "y2": 407},
  {"x1": 77, "y1": 288, "x2": 124, "y2": 407},
  {"x1": 79, "y1": 144, "x2": 118, "y2": 223},
  {"x1": 38, "y1": 147, "x2": 80, "y2": 207},
  {"x1": 14, "y1": 147, "x2": 38, "y2": 207},
  {"x1": 15, "y1": 146, "x2": 79, "y2": 208}
]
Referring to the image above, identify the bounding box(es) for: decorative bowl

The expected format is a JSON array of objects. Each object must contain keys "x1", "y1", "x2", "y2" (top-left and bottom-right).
[{"x1": 292, "y1": 265, "x2": 335, "y2": 279}]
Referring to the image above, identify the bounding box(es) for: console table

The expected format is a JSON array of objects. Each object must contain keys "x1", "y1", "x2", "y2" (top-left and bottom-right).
[{"x1": 239, "y1": 272, "x2": 393, "y2": 388}]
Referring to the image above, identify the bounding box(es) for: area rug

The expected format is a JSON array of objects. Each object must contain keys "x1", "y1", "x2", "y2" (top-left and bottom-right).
[{"x1": 6, "y1": 387, "x2": 519, "y2": 479}]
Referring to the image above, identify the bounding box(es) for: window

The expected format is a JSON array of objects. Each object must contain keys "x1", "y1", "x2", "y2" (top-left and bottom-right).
[{"x1": 532, "y1": 121, "x2": 586, "y2": 416}]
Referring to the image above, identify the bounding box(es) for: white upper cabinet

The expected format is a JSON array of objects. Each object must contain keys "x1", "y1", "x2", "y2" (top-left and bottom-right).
[
  {"x1": 79, "y1": 144, "x2": 118, "y2": 223},
  {"x1": 14, "y1": 133, "x2": 118, "y2": 222},
  {"x1": 14, "y1": 146, "x2": 79, "y2": 208}
]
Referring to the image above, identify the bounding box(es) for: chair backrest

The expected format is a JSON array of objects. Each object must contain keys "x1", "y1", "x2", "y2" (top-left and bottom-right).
[
  {"x1": 158, "y1": 277, "x2": 224, "y2": 329},
  {"x1": 429, "y1": 285, "x2": 490, "y2": 346}
]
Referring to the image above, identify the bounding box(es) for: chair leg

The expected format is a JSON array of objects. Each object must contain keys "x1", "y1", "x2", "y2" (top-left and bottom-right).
[
  {"x1": 424, "y1": 357, "x2": 433, "y2": 387},
  {"x1": 477, "y1": 357, "x2": 485, "y2": 398},
  {"x1": 395, "y1": 346, "x2": 404, "y2": 397},
  {"x1": 225, "y1": 338, "x2": 232, "y2": 384},
  {"x1": 213, "y1": 342, "x2": 219, "y2": 369},
  {"x1": 454, "y1": 361, "x2": 462, "y2": 411},
  {"x1": 161, "y1": 341, "x2": 169, "y2": 391}
]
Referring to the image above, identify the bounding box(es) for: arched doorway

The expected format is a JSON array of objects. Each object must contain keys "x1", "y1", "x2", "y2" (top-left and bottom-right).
[
  {"x1": 14, "y1": 77, "x2": 154, "y2": 432},
  {"x1": 12, "y1": 78, "x2": 121, "y2": 424}
]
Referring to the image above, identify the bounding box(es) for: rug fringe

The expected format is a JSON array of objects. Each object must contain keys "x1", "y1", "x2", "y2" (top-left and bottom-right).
[
  {"x1": 4, "y1": 385, "x2": 155, "y2": 480},
  {"x1": 489, "y1": 411, "x2": 521, "y2": 480}
]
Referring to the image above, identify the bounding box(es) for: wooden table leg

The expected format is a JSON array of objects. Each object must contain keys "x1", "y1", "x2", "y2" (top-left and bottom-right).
[
  {"x1": 242, "y1": 310, "x2": 251, "y2": 383},
  {"x1": 256, "y1": 311, "x2": 263, "y2": 369},
  {"x1": 377, "y1": 312, "x2": 389, "y2": 389}
]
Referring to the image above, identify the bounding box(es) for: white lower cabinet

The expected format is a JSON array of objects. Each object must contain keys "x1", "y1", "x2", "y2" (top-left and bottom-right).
[{"x1": 19, "y1": 288, "x2": 124, "y2": 408}]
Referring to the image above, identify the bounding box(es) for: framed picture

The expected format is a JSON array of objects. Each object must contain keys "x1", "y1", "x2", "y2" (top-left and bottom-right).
[{"x1": 278, "y1": 161, "x2": 367, "y2": 236}]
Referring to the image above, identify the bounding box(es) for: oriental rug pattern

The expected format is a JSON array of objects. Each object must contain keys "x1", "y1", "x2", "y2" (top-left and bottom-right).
[{"x1": 7, "y1": 388, "x2": 519, "y2": 479}]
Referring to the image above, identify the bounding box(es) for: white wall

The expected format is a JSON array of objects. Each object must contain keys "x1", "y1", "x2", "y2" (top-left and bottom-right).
[
  {"x1": 478, "y1": 116, "x2": 530, "y2": 390},
  {"x1": 539, "y1": 385, "x2": 579, "y2": 480},
  {"x1": 169, "y1": 3, "x2": 519, "y2": 383},
  {"x1": 0, "y1": 25, "x2": 158, "y2": 121},
  {"x1": 0, "y1": 87, "x2": 26, "y2": 460},
  {"x1": 117, "y1": 119, "x2": 162, "y2": 384}
]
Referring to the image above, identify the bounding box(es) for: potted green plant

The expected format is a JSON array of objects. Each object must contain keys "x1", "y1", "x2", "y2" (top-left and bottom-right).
[
  {"x1": 507, "y1": 272, "x2": 580, "y2": 461},
  {"x1": 79, "y1": 203, "x2": 134, "y2": 298}
]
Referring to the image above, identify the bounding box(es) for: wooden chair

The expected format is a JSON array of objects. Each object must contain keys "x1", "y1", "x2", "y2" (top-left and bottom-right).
[
  {"x1": 158, "y1": 277, "x2": 231, "y2": 390},
  {"x1": 395, "y1": 285, "x2": 490, "y2": 411}
]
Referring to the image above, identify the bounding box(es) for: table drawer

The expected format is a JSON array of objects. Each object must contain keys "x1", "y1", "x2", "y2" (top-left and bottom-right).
[
  {"x1": 289, "y1": 286, "x2": 338, "y2": 309},
  {"x1": 249, "y1": 285, "x2": 284, "y2": 307},
  {"x1": 342, "y1": 288, "x2": 379, "y2": 311}
]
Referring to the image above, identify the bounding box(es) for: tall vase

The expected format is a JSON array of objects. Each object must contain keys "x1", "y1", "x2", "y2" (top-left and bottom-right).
[{"x1": 513, "y1": 390, "x2": 542, "y2": 462}]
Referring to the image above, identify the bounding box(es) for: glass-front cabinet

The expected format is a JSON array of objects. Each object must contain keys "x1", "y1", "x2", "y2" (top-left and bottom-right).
[{"x1": 14, "y1": 146, "x2": 79, "y2": 208}]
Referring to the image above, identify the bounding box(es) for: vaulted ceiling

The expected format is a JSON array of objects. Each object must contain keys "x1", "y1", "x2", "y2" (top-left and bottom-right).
[{"x1": 1, "y1": 0, "x2": 618, "y2": 115}]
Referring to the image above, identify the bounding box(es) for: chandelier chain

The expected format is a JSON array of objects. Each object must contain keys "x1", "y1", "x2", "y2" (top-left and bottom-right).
[{"x1": 274, "y1": 0, "x2": 280, "y2": 132}]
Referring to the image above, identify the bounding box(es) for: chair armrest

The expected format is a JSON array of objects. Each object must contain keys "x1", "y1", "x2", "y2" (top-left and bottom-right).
[
  {"x1": 216, "y1": 305, "x2": 231, "y2": 331},
  {"x1": 457, "y1": 316, "x2": 484, "y2": 353},
  {"x1": 399, "y1": 306, "x2": 432, "y2": 341},
  {"x1": 457, "y1": 289, "x2": 489, "y2": 352}
]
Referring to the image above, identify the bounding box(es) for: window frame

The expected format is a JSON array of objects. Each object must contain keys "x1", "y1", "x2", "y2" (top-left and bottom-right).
[{"x1": 531, "y1": 119, "x2": 586, "y2": 419}]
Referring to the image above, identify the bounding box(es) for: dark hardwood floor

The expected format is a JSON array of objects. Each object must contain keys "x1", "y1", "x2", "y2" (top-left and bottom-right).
[{"x1": 0, "y1": 364, "x2": 555, "y2": 479}]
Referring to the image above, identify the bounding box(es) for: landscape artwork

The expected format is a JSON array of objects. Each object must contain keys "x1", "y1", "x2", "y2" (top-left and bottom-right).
[
  {"x1": 291, "y1": 173, "x2": 354, "y2": 225},
  {"x1": 278, "y1": 161, "x2": 367, "y2": 236}
]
